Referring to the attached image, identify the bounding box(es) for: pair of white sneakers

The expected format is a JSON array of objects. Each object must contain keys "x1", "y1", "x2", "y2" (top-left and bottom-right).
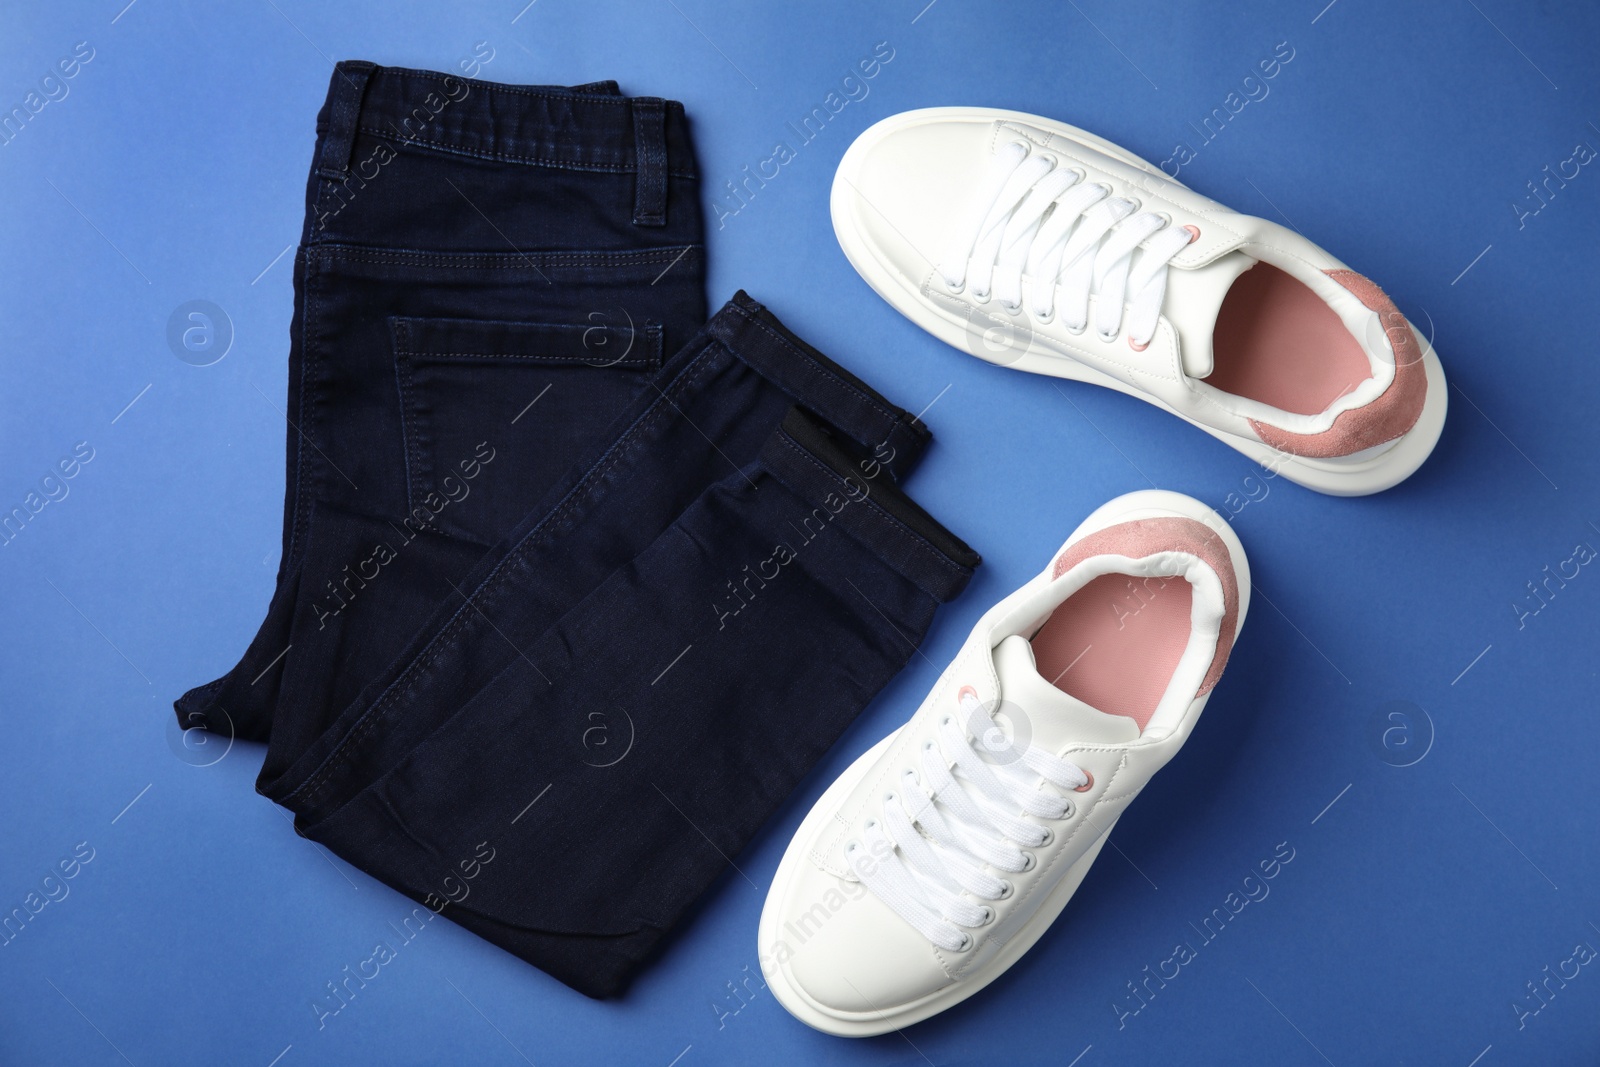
[{"x1": 759, "y1": 108, "x2": 1445, "y2": 1035}]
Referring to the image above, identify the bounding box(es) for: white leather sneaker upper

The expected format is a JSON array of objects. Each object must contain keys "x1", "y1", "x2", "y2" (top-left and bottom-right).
[
  {"x1": 832, "y1": 108, "x2": 1442, "y2": 484},
  {"x1": 760, "y1": 491, "x2": 1250, "y2": 1035}
]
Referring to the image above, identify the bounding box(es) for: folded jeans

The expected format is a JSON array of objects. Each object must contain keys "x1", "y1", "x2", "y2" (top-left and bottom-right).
[{"x1": 175, "y1": 61, "x2": 980, "y2": 998}]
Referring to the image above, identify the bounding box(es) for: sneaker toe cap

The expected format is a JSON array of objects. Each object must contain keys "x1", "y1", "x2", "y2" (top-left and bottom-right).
[
  {"x1": 833, "y1": 115, "x2": 997, "y2": 285},
  {"x1": 770, "y1": 864, "x2": 954, "y2": 1019}
]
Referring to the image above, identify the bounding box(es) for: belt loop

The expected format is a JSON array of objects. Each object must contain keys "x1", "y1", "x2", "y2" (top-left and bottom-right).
[
  {"x1": 631, "y1": 97, "x2": 668, "y2": 227},
  {"x1": 317, "y1": 61, "x2": 377, "y2": 181}
]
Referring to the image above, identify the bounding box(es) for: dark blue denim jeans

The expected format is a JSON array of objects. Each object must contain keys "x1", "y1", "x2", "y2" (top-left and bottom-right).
[{"x1": 175, "y1": 62, "x2": 979, "y2": 997}]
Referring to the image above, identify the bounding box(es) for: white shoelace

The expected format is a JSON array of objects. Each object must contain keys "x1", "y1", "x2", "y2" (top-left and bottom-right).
[
  {"x1": 847, "y1": 689, "x2": 1090, "y2": 951},
  {"x1": 937, "y1": 141, "x2": 1195, "y2": 348}
]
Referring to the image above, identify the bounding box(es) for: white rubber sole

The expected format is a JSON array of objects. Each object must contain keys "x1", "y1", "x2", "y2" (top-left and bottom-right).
[
  {"x1": 759, "y1": 491, "x2": 1248, "y2": 1036},
  {"x1": 832, "y1": 106, "x2": 1448, "y2": 497}
]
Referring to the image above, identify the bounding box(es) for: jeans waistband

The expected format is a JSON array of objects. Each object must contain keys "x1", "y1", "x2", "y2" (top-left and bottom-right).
[{"x1": 314, "y1": 61, "x2": 697, "y2": 186}]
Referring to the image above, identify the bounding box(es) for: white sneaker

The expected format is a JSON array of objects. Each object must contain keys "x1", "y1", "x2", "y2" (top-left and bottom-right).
[
  {"x1": 831, "y1": 107, "x2": 1446, "y2": 496},
  {"x1": 759, "y1": 490, "x2": 1249, "y2": 1036}
]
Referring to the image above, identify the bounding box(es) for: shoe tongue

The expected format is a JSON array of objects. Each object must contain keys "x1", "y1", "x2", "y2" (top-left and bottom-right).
[
  {"x1": 993, "y1": 635, "x2": 1140, "y2": 751},
  {"x1": 1162, "y1": 250, "x2": 1258, "y2": 380}
]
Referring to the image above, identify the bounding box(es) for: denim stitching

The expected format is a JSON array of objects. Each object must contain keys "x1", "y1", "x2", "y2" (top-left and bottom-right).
[
  {"x1": 770, "y1": 432, "x2": 966, "y2": 580},
  {"x1": 728, "y1": 302, "x2": 904, "y2": 439},
  {"x1": 322, "y1": 245, "x2": 700, "y2": 270},
  {"x1": 395, "y1": 352, "x2": 658, "y2": 366},
  {"x1": 390, "y1": 323, "x2": 424, "y2": 519},
  {"x1": 391, "y1": 319, "x2": 662, "y2": 367},
  {"x1": 287, "y1": 250, "x2": 320, "y2": 568},
  {"x1": 354, "y1": 125, "x2": 699, "y2": 178},
  {"x1": 292, "y1": 341, "x2": 723, "y2": 804},
  {"x1": 367, "y1": 67, "x2": 688, "y2": 110},
  {"x1": 289, "y1": 338, "x2": 728, "y2": 807}
]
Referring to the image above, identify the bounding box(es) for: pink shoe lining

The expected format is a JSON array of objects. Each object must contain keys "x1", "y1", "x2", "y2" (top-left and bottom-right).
[
  {"x1": 1209, "y1": 264, "x2": 1372, "y2": 416},
  {"x1": 1246, "y1": 269, "x2": 1429, "y2": 459},
  {"x1": 1042, "y1": 517, "x2": 1240, "y2": 732},
  {"x1": 1031, "y1": 573, "x2": 1194, "y2": 732}
]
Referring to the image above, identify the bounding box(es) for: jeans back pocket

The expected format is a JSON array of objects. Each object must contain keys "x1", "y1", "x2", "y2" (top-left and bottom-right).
[{"x1": 391, "y1": 314, "x2": 662, "y2": 545}]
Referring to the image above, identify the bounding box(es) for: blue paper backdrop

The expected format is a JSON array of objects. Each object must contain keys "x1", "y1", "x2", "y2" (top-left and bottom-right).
[{"x1": 1, "y1": 1, "x2": 1596, "y2": 1064}]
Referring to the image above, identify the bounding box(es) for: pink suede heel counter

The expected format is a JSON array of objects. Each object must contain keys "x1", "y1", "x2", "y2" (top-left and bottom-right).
[
  {"x1": 1249, "y1": 269, "x2": 1428, "y2": 459},
  {"x1": 1051, "y1": 517, "x2": 1239, "y2": 695}
]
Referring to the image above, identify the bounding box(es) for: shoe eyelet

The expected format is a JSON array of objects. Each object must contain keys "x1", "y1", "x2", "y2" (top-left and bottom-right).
[
  {"x1": 943, "y1": 276, "x2": 966, "y2": 295},
  {"x1": 1128, "y1": 336, "x2": 1150, "y2": 352},
  {"x1": 1154, "y1": 211, "x2": 1172, "y2": 226},
  {"x1": 1033, "y1": 306, "x2": 1055, "y2": 325},
  {"x1": 863, "y1": 818, "x2": 878, "y2": 831},
  {"x1": 1183, "y1": 224, "x2": 1201, "y2": 243},
  {"x1": 1096, "y1": 328, "x2": 1119, "y2": 343},
  {"x1": 1036, "y1": 154, "x2": 1057, "y2": 169},
  {"x1": 1060, "y1": 801, "x2": 1076, "y2": 819},
  {"x1": 1063, "y1": 320, "x2": 1086, "y2": 336},
  {"x1": 1000, "y1": 301, "x2": 1022, "y2": 315},
  {"x1": 954, "y1": 932, "x2": 974, "y2": 951},
  {"x1": 957, "y1": 685, "x2": 978, "y2": 704},
  {"x1": 884, "y1": 792, "x2": 897, "y2": 806},
  {"x1": 922, "y1": 739, "x2": 937, "y2": 753},
  {"x1": 941, "y1": 715, "x2": 954, "y2": 728},
  {"x1": 1074, "y1": 770, "x2": 1095, "y2": 793},
  {"x1": 845, "y1": 840, "x2": 862, "y2": 855},
  {"x1": 996, "y1": 881, "x2": 1014, "y2": 899},
  {"x1": 1019, "y1": 852, "x2": 1037, "y2": 873},
  {"x1": 1038, "y1": 828, "x2": 1054, "y2": 847},
  {"x1": 970, "y1": 288, "x2": 992, "y2": 305},
  {"x1": 977, "y1": 905, "x2": 995, "y2": 926}
]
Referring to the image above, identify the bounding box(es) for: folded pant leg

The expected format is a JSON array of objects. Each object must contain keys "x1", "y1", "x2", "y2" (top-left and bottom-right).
[
  {"x1": 305, "y1": 405, "x2": 976, "y2": 997},
  {"x1": 260, "y1": 297, "x2": 976, "y2": 997},
  {"x1": 259, "y1": 293, "x2": 933, "y2": 810}
]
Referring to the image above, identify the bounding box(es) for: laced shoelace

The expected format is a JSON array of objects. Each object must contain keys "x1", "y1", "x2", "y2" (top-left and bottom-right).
[
  {"x1": 937, "y1": 141, "x2": 1197, "y2": 349},
  {"x1": 847, "y1": 688, "x2": 1091, "y2": 952}
]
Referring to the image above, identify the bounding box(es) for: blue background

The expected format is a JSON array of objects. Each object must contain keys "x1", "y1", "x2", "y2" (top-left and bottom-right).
[{"x1": 1, "y1": 0, "x2": 1596, "y2": 1064}]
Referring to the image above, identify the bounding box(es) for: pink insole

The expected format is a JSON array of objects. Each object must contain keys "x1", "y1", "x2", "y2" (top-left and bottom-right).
[
  {"x1": 1207, "y1": 264, "x2": 1372, "y2": 416},
  {"x1": 1030, "y1": 574, "x2": 1194, "y2": 732}
]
